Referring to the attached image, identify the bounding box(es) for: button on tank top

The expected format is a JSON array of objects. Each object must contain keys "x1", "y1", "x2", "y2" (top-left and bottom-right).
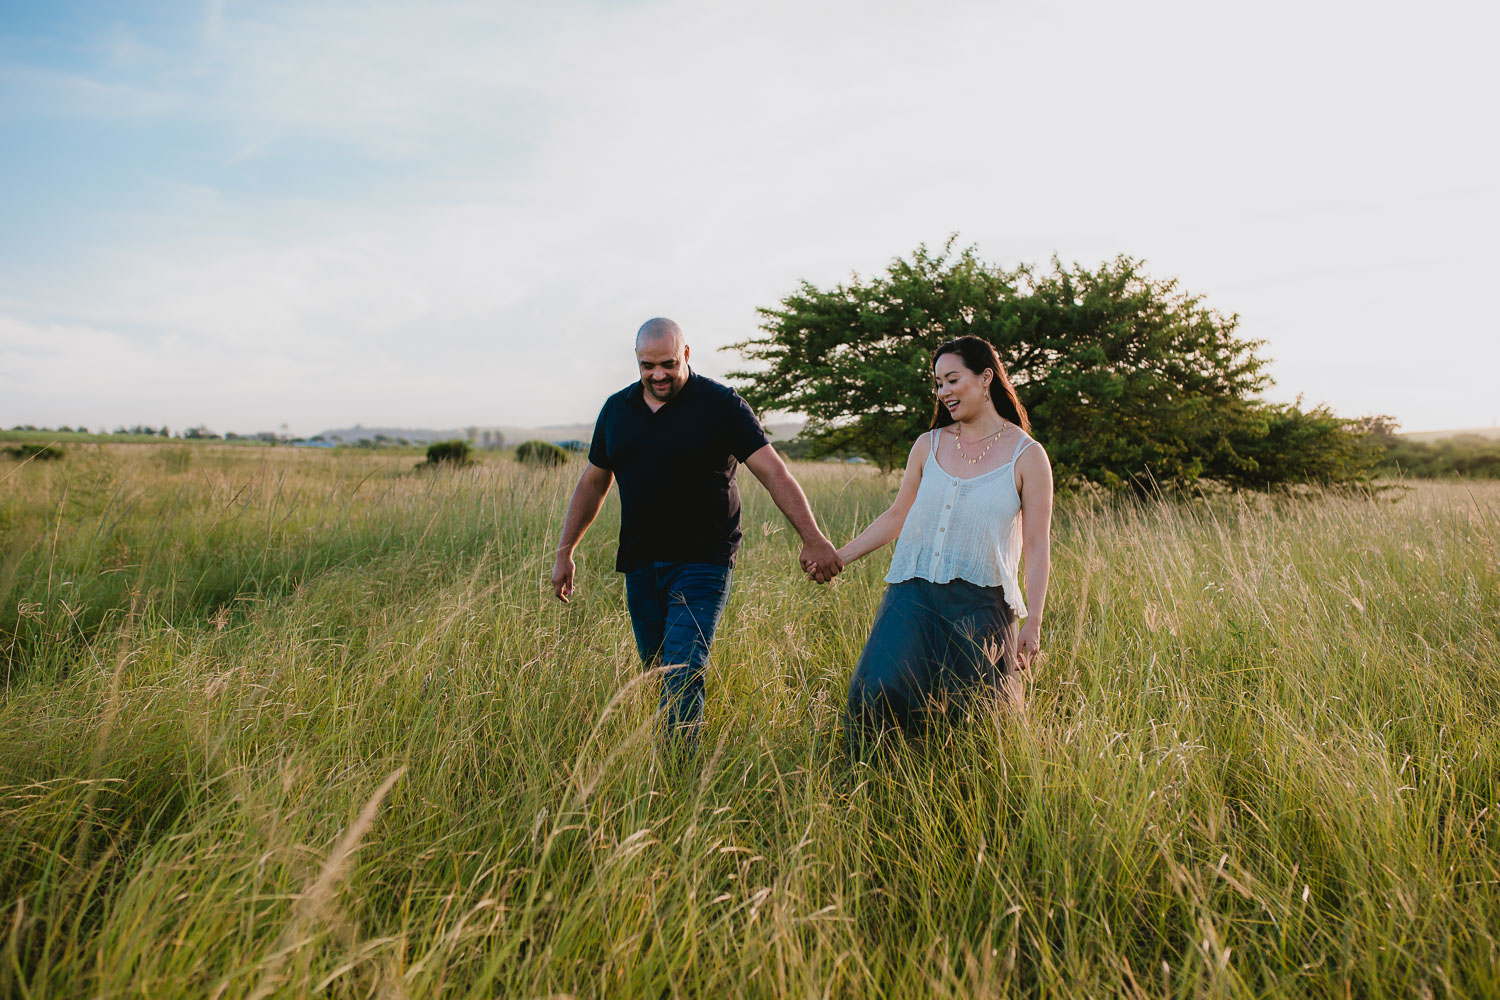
[{"x1": 884, "y1": 428, "x2": 1035, "y2": 618}]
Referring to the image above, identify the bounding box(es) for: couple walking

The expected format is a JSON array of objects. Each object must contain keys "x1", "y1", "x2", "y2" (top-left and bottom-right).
[{"x1": 551, "y1": 317, "x2": 1053, "y2": 750}]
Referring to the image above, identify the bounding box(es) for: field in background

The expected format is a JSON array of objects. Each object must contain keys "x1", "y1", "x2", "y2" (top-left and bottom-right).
[{"x1": 1, "y1": 443, "x2": 1498, "y2": 998}]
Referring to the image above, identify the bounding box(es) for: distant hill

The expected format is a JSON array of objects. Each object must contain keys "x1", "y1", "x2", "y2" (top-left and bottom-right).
[
  {"x1": 315, "y1": 420, "x2": 806, "y2": 446},
  {"x1": 1400, "y1": 426, "x2": 1500, "y2": 444},
  {"x1": 315, "y1": 425, "x2": 537, "y2": 445}
]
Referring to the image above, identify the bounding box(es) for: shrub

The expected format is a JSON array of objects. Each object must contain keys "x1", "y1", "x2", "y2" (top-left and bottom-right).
[
  {"x1": 4, "y1": 443, "x2": 64, "y2": 462},
  {"x1": 424, "y1": 439, "x2": 472, "y2": 466},
  {"x1": 1208, "y1": 402, "x2": 1385, "y2": 490},
  {"x1": 514, "y1": 440, "x2": 568, "y2": 467},
  {"x1": 1382, "y1": 433, "x2": 1500, "y2": 479}
]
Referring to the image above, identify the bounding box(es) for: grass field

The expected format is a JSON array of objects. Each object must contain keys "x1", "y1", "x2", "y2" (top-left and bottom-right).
[{"x1": 2, "y1": 442, "x2": 1498, "y2": 998}]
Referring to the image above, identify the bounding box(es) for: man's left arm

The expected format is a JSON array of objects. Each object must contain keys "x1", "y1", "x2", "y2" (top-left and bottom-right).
[{"x1": 743, "y1": 444, "x2": 843, "y2": 583}]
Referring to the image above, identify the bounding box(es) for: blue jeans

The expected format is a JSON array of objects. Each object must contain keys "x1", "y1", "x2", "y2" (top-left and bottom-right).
[{"x1": 623, "y1": 561, "x2": 733, "y2": 739}]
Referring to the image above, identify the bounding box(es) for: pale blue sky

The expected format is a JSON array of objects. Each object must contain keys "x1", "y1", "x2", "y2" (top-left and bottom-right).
[{"x1": 2, "y1": 0, "x2": 1496, "y2": 435}]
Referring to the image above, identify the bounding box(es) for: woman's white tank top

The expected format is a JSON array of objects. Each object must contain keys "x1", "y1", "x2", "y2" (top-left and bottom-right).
[{"x1": 884, "y1": 428, "x2": 1034, "y2": 618}]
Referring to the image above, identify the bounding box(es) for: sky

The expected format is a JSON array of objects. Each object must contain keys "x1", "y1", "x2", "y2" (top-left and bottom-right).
[{"x1": 1, "y1": 0, "x2": 1496, "y2": 436}]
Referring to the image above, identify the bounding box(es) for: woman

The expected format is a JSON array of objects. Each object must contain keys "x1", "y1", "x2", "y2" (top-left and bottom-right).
[{"x1": 813, "y1": 336, "x2": 1054, "y2": 745}]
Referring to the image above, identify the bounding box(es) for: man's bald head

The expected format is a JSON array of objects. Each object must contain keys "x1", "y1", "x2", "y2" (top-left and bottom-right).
[
  {"x1": 636, "y1": 317, "x2": 685, "y2": 351},
  {"x1": 635, "y1": 317, "x2": 691, "y2": 406}
]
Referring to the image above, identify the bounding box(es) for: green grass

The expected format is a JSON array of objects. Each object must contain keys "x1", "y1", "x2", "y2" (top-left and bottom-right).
[{"x1": 1, "y1": 443, "x2": 1497, "y2": 997}]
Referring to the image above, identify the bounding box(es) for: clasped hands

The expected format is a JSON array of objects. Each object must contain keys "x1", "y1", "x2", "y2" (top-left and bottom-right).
[{"x1": 800, "y1": 536, "x2": 844, "y2": 585}]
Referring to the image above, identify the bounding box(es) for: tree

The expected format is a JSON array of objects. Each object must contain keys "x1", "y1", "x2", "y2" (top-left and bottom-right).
[
  {"x1": 732, "y1": 238, "x2": 1359, "y2": 490},
  {"x1": 1005, "y1": 253, "x2": 1269, "y2": 490},
  {"x1": 732, "y1": 238, "x2": 1019, "y2": 472}
]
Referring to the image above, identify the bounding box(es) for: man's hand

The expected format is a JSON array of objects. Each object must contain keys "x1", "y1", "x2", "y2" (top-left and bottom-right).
[
  {"x1": 1017, "y1": 620, "x2": 1041, "y2": 670},
  {"x1": 552, "y1": 463, "x2": 612, "y2": 604},
  {"x1": 552, "y1": 554, "x2": 576, "y2": 603},
  {"x1": 799, "y1": 535, "x2": 843, "y2": 584}
]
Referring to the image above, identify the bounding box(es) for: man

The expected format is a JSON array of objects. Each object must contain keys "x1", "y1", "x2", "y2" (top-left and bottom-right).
[{"x1": 551, "y1": 317, "x2": 842, "y2": 743}]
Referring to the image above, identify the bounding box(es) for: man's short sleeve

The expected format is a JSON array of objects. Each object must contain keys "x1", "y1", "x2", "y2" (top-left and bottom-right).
[
  {"x1": 586, "y1": 401, "x2": 612, "y2": 470},
  {"x1": 723, "y1": 391, "x2": 770, "y2": 463}
]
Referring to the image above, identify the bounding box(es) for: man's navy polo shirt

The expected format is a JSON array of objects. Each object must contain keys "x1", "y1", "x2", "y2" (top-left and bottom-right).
[{"x1": 587, "y1": 372, "x2": 770, "y2": 572}]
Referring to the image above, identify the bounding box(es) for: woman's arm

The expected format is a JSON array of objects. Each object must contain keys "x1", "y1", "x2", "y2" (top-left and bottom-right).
[
  {"x1": 835, "y1": 436, "x2": 928, "y2": 565},
  {"x1": 1014, "y1": 442, "x2": 1054, "y2": 668}
]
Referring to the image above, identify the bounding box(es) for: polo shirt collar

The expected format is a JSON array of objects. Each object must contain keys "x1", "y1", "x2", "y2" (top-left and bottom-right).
[{"x1": 630, "y1": 368, "x2": 698, "y2": 413}]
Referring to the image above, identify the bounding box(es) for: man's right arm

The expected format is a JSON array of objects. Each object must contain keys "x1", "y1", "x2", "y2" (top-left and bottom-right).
[{"x1": 552, "y1": 462, "x2": 614, "y2": 602}]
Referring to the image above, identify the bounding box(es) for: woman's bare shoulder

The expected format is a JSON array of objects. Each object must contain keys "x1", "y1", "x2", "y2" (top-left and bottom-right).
[
  {"x1": 901, "y1": 432, "x2": 935, "y2": 472},
  {"x1": 1019, "y1": 434, "x2": 1049, "y2": 460},
  {"x1": 1015, "y1": 435, "x2": 1053, "y2": 492}
]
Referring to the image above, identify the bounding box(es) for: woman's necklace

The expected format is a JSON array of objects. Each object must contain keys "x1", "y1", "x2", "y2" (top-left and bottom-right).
[{"x1": 952, "y1": 425, "x2": 1005, "y2": 465}]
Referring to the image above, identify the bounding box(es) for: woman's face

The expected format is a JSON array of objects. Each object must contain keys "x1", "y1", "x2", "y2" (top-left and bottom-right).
[{"x1": 934, "y1": 352, "x2": 993, "y2": 422}]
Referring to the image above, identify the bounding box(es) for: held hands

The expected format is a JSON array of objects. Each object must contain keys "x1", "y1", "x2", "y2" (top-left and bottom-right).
[
  {"x1": 799, "y1": 535, "x2": 844, "y2": 584},
  {"x1": 551, "y1": 553, "x2": 576, "y2": 603}
]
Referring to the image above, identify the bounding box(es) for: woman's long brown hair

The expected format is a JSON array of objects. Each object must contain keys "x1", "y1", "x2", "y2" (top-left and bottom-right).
[{"x1": 929, "y1": 336, "x2": 1030, "y2": 432}]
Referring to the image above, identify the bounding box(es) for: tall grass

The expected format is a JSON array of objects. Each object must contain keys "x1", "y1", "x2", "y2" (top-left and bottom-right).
[{"x1": 1, "y1": 442, "x2": 1497, "y2": 997}]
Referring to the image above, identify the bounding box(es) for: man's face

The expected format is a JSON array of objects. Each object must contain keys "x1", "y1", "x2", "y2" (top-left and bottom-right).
[{"x1": 637, "y1": 336, "x2": 691, "y2": 403}]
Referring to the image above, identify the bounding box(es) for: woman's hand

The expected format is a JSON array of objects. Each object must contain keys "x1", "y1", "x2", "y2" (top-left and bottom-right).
[
  {"x1": 1016, "y1": 620, "x2": 1042, "y2": 670},
  {"x1": 805, "y1": 545, "x2": 856, "y2": 583},
  {"x1": 799, "y1": 534, "x2": 843, "y2": 583}
]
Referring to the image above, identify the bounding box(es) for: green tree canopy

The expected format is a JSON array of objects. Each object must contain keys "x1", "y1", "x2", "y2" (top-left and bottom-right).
[{"x1": 731, "y1": 238, "x2": 1376, "y2": 490}]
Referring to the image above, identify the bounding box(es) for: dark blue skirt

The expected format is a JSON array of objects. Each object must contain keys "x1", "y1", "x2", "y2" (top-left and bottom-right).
[{"x1": 845, "y1": 577, "x2": 1018, "y2": 738}]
